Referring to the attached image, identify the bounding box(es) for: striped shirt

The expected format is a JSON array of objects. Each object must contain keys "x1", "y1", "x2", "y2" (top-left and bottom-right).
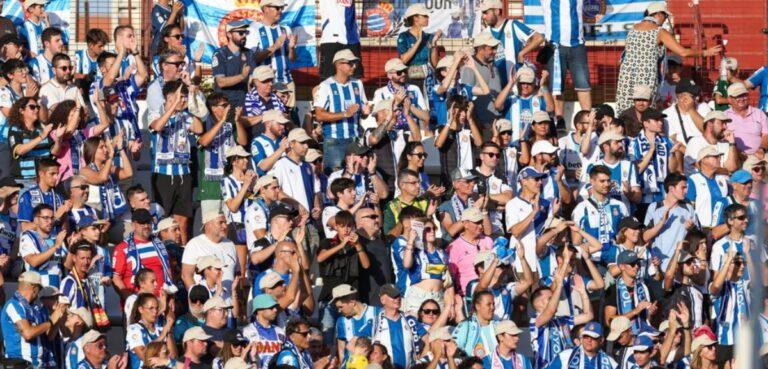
[
  {"x1": 490, "y1": 19, "x2": 537, "y2": 86},
  {"x1": 0, "y1": 212, "x2": 17, "y2": 255},
  {"x1": 580, "y1": 160, "x2": 640, "y2": 211},
  {"x1": 246, "y1": 22, "x2": 294, "y2": 84},
  {"x1": 712, "y1": 280, "x2": 750, "y2": 345},
  {"x1": 1, "y1": 293, "x2": 44, "y2": 366},
  {"x1": 17, "y1": 185, "x2": 64, "y2": 223},
  {"x1": 244, "y1": 91, "x2": 286, "y2": 119},
  {"x1": 251, "y1": 134, "x2": 281, "y2": 176},
  {"x1": 60, "y1": 273, "x2": 96, "y2": 310},
  {"x1": 686, "y1": 172, "x2": 730, "y2": 228},
  {"x1": 541, "y1": 0, "x2": 584, "y2": 47},
  {"x1": 21, "y1": 18, "x2": 46, "y2": 55},
  {"x1": 9, "y1": 123, "x2": 54, "y2": 180},
  {"x1": 73, "y1": 50, "x2": 99, "y2": 77},
  {"x1": 19, "y1": 230, "x2": 66, "y2": 288},
  {"x1": 69, "y1": 205, "x2": 99, "y2": 231},
  {"x1": 242, "y1": 322, "x2": 287, "y2": 369},
  {"x1": 503, "y1": 94, "x2": 547, "y2": 148},
  {"x1": 28, "y1": 54, "x2": 54, "y2": 84},
  {"x1": 89, "y1": 74, "x2": 142, "y2": 143},
  {"x1": 126, "y1": 322, "x2": 163, "y2": 369},
  {"x1": 314, "y1": 77, "x2": 367, "y2": 139},
  {"x1": 64, "y1": 335, "x2": 86, "y2": 369},
  {"x1": 572, "y1": 197, "x2": 628, "y2": 249},
  {"x1": 150, "y1": 111, "x2": 194, "y2": 175},
  {"x1": 221, "y1": 175, "x2": 249, "y2": 224}
]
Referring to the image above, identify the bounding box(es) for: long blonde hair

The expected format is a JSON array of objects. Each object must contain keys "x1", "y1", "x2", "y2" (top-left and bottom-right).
[
  {"x1": 143, "y1": 342, "x2": 168, "y2": 369},
  {"x1": 689, "y1": 346, "x2": 707, "y2": 369}
]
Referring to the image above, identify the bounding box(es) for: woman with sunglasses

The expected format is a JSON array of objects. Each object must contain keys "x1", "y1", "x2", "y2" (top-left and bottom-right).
[
  {"x1": 152, "y1": 24, "x2": 201, "y2": 78},
  {"x1": 397, "y1": 141, "x2": 437, "y2": 197},
  {"x1": 684, "y1": 334, "x2": 717, "y2": 369},
  {"x1": 127, "y1": 292, "x2": 177, "y2": 369},
  {"x1": 212, "y1": 331, "x2": 256, "y2": 369},
  {"x1": 416, "y1": 298, "x2": 463, "y2": 334},
  {"x1": 435, "y1": 97, "x2": 483, "y2": 188},
  {"x1": 7, "y1": 96, "x2": 54, "y2": 186},
  {"x1": 0, "y1": 59, "x2": 38, "y2": 121},
  {"x1": 48, "y1": 100, "x2": 110, "y2": 183},
  {"x1": 398, "y1": 4, "x2": 441, "y2": 93}
]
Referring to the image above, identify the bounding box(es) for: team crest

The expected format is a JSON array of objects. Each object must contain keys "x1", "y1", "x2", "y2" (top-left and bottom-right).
[{"x1": 582, "y1": 0, "x2": 606, "y2": 23}]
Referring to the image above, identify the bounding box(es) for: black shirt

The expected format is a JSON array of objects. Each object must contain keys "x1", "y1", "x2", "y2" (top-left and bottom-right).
[
  {"x1": 318, "y1": 237, "x2": 363, "y2": 301},
  {"x1": 358, "y1": 234, "x2": 394, "y2": 305},
  {"x1": 604, "y1": 283, "x2": 634, "y2": 310}
]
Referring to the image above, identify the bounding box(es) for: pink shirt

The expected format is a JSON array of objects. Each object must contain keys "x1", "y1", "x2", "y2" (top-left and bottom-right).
[
  {"x1": 52, "y1": 126, "x2": 94, "y2": 181},
  {"x1": 726, "y1": 106, "x2": 768, "y2": 155},
  {"x1": 446, "y1": 235, "x2": 493, "y2": 294}
]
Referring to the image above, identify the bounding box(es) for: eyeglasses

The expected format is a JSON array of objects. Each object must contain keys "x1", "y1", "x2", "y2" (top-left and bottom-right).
[
  {"x1": 36, "y1": 215, "x2": 53, "y2": 221},
  {"x1": 483, "y1": 152, "x2": 500, "y2": 158},
  {"x1": 734, "y1": 95, "x2": 749, "y2": 100},
  {"x1": 190, "y1": 298, "x2": 207, "y2": 304},
  {"x1": 420, "y1": 308, "x2": 440, "y2": 315},
  {"x1": 73, "y1": 184, "x2": 88, "y2": 190},
  {"x1": 57, "y1": 65, "x2": 72, "y2": 71},
  {"x1": 266, "y1": 5, "x2": 284, "y2": 11},
  {"x1": 26, "y1": 104, "x2": 40, "y2": 111},
  {"x1": 231, "y1": 30, "x2": 250, "y2": 36},
  {"x1": 168, "y1": 34, "x2": 184, "y2": 40},
  {"x1": 294, "y1": 330, "x2": 311, "y2": 337},
  {"x1": 402, "y1": 180, "x2": 421, "y2": 186},
  {"x1": 363, "y1": 214, "x2": 379, "y2": 220},
  {"x1": 164, "y1": 61, "x2": 186, "y2": 67},
  {"x1": 410, "y1": 153, "x2": 428, "y2": 159},
  {"x1": 94, "y1": 342, "x2": 106, "y2": 349}
]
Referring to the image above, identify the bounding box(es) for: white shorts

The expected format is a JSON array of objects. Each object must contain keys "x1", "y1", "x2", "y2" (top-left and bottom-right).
[{"x1": 403, "y1": 284, "x2": 444, "y2": 317}]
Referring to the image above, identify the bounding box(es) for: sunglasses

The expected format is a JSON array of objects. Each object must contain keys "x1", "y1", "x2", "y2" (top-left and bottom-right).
[
  {"x1": 57, "y1": 65, "x2": 72, "y2": 71},
  {"x1": 73, "y1": 184, "x2": 88, "y2": 190},
  {"x1": 232, "y1": 342, "x2": 248, "y2": 348},
  {"x1": 420, "y1": 308, "x2": 440, "y2": 315},
  {"x1": 423, "y1": 227, "x2": 435, "y2": 232},
  {"x1": 753, "y1": 167, "x2": 765, "y2": 172},
  {"x1": 231, "y1": 30, "x2": 250, "y2": 36},
  {"x1": 394, "y1": 70, "x2": 406, "y2": 76},
  {"x1": 168, "y1": 34, "x2": 184, "y2": 40},
  {"x1": 164, "y1": 61, "x2": 186, "y2": 67},
  {"x1": 500, "y1": 131, "x2": 512, "y2": 136},
  {"x1": 363, "y1": 214, "x2": 379, "y2": 220},
  {"x1": 294, "y1": 330, "x2": 311, "y2": 337},
  {"x1": 26, "y1": 104, "x2": 40, "y2": 111},
  {"x1": 731, "y1": 215, "x2": 748, "y2": 221},
  {"x1": 410, "y1": 153, "x2": 428, "y2": 159},
  {"x1": 483, "y1": 152, "x2": 500, "y2": 158}
]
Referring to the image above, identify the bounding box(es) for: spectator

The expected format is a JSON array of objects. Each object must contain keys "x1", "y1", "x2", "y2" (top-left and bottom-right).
[
  {"x1": 683, "y1": 111, "x2": 738, "y2": 175},
  {"x1": 1, "y1": 271, "x2": 66, "y2": 366},
  {"x1": 505, "y1": 168, "x2": 552, "y2": 273},
  {"x1": 460, "y1": 33, "x2": 498, "y2": 136},
  {"x1": 77, "y1": 330, "x2": 127, "y2": 369},
  {"x1": 73, "y1": 28, "x2": 108, "y2": 80},
  {"x1": 181, "y1": 327, "x2": 214, "y2": 369},
  {"x1": 428, "y1": 54, "x2": 463, "y2": 132},
  {"x1": 250, "y1": 109, "x2": 288, "y2": 176},
  {"x1": 437, "y1": 169, "x2": 483, "y2": 243},
  {"x1": 544, "y1": 322, "x2": 617, "y2": 369},
  {"x1": 20, "y1": 0, "x2": 48, "y2": 56},
  {"x1": 182, "y1": 211, "x2": 239, "y2": 293},
  {"x1": 80, "y1": 135, "x2": 132, "y2": 223},
  {"x1": 571, "y1": 165, "x2": 629, "y2": 249},
  {"x1": 484, "y1": 320, "x2": 531, "y2": 369},
  {"x1": 663, "y1": 78, "x2": 711, "y2": 145},
  {"x1": 152, "y1": 24, "x2": 200, "y2": 78},
  {"x1": 372, "y1": 285, "x2": 426, "y2": 369},
  {"x1": 446, "y1": 208, "x2": 493, "y2": 292},
  {"x1": 59, "y1": 241, "x2": 98, "y2": 309},
  {"x1": 274, "y1": 318, "x2": 326, "y2": 369},
  {"x1": 685, "y1": 146, "x2": 728, "y2": 229},
  {"x1": 314, "y1": 49, "x2": 371, "y2": 172},
  {"x1": 481, "y1": 0, "x2": 543, "y2": 87},
  {"x1": 745, "y1": 63, "x2": 768, "y2": 113},
  {"x1": 212, "y1": 20, "x2": 255, "y2": 110},
  {"x1": 382, "y1": 169, "x2": 433, "y2": 236},
  {"x1": 434, "y1": 98, "x2": 483, "y2": 185},
  {"x1": 328, "y1": 142, "x2": 388, "y2": 204},
  {"x1": 19, "y1": 204, "x2": 67, "y2": 287},
  {"x1": 643, "y1": 173, "x2": 697, "y2": 271},
  {"x1": 17, "y1": 157, "x2": 67, "y2": 232},
  {"x1": 0, "y1": 59, "x2": 37, "y2": 117},
  {"x1": 148, "y1": 80, "x2": 204, "y2": 243},
  {"x1": 396, "y1": 4, "x2": 439, "y2": 88},
  {"x1": 173, "y1": 285, "x2": 209, "y2": 346},
  {"x1": 453, "y1": 290, "x2": 496, "y2": 358},
  {"x1": 221, "y1": 146, "x2": 256, "y2": 258},
  {"x1": 466, "y1": 248, "x2": 532, "y2": 321},
  {"x1": 48, "y1": 100, "x2": 107, "y2": 183},
  {"x1": 618, "y1": 85, "x2": 652, "y2": 138},
  {"x1": 580, "y1": 131, "x2": 641, "y2": 210},
  {"x1": 725, "y1": 82, "x2": 768, "y2": 156},
  {"x1": 494, "y1": 67, "x2": 549, "y2": 149},
  {"x1": 29, "y1": 27, "x2": 64, "y2": 84},
  {"x1": 604, "y1": 250, "x2": 656, "y2": 331},
  {"x1": 373, "y1": 58, "x2": 429, "y2": 140},
  {"x1": 243, "y1": 293, "x2": 285, "y2": 368},
  {"x1": 472, "y1": 142, "x2": 513, "y2": 236},
  {"x1": 145, "y1": 49, "x2": 183, "y2": 136},
  {"x1": 249, "y1": 0, "x2": 297, "y2": 106},
  {"x1": 244, "y1": 66, "x2": 286, "y2": 134},
  {"x1": 605, "y1": 316, "x2": 633, "y2": 362},
  {"x1": 713, "y1": 57, "x2": 741, "y2": 112},
  {"x1": 39, "y1": 53, "x2": 86, "y2": 109},
  {"x1": 8, "y1": 97, "x2": 54, "y2": 185},
  {"x1": 354, "y1": 207, "x2": 392, "y2": 304},
  {"x1": 244, "y1": 175, "x2": 281, "y2": 247},
  {"x1": 270, "y1": 128, "x2": 316, "y2": 213}
]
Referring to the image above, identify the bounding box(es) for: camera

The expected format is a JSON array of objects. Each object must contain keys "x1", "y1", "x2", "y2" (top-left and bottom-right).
[{"x1": 476, "y1": 178, "x2": 487, "y2": 195}]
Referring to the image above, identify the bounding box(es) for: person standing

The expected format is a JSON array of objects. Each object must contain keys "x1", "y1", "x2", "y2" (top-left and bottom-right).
[
  {"x1": 614, "y1": 3, "x2": 720, "y2": 114},
  {"x1": 19, "y1": 204, "x2": 67, "y2": 287},
  {"x1": 372, "y1": 285, "x2": 426, "y2": 369},
  {"x1": 248, "y1": 0, "x2": 297, "y2": 107},
  {"x1": 270, "y1": 128, "x2": 317, "y2": 213},
  {"x1": 663, "y1": 78, "x2": 711, "y2": 145},
  {"x1": 683, "y1": 111, "x2": 738, "y2": 175},
  {"x1": 354, "y1": 208, "x2": 393, "y2": 305},
  {"x1": 181, "y1": 211, "x2": 240, "y2": 294},
  {"x1": 460, "y1": 33, "x2": 500, "y2": 137},
  {"x1": 643, "y1": 173, "x2": 698, "y2": 271},
  {"x1": 243, "y1": 294, "x2": 285, "y2": 368},
  {"x1": 481, "y1": 0, "x2": 543, "y2": 86},
  {"x1": 572, "y1": 165, "x2": 629, "y2": 250},
  {"x1": 212, "y1": 20, "x2": 256, "y2": 109},
  {"x1": 686, "y1": 146, "x2": 729, "y2": 229},
  {"x1": 314, "y1": 50, "x2": 371, "y2": 173},
  {"x1": 483, "y1": 320, "x2": 532, "y2": 369}
]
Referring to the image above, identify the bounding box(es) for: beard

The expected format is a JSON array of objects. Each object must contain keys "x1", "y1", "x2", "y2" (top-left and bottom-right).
[{"x1": 612, "y1": 148, "x2": 625, "y2": 159}]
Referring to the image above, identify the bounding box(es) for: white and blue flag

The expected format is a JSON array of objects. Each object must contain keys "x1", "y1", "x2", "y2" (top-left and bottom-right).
[
  {"x1": 182, "y1": 0, "x2": 316, "y2": 67},
  {"x1": 523, "y1": 0, "x2": 665, "y2": 41},
  {"x1": 46, "y1": 0, "x2": 71, "y2": 44}
]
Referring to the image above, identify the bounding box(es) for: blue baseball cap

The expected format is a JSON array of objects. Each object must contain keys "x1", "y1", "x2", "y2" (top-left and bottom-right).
[
  {"x1": 581, "y1": 322, "x2": 603, "y2": 338},
  {"x1": 75, "y1": 216, "x2": 106, "y2": 231},
  {"x1": 518, "y1": 167, "x2": 546, "y2": 181},
  {"x1": 225, "y1": 19, "x2": 251, "y2": 32},
  {"x1": 638, "y1": 323, "x2": 661, "y2": 338},
  {"x1": 731, "y1": 169, "x2": 753, "y2": 184},
  {"x1": 617, "y1": 250, "x2": 639, "y2": 265},
  {"x1": 250, "y1": 294, "x2": 278, "y2": 314},
  {"x1": 632, "y1": 336, "x2": 655, "y2": 352}
]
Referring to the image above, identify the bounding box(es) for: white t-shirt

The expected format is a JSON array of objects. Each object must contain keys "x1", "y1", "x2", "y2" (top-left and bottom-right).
[
  {"x1": 475, "y1": 170, "x2": 513, "y2": 236},
  {"x1": 244, "y1": 200, "x2": 269, "y2": 250},
  {"x1": 664, "y1": 102, "x2": 712, "y2": 144},
  {"x1": 269, "y1": 157, "x2": 318, "y2": 212},
  {"x1": 39, "y1": 79, "x2": 87, "y2": 109},
  {"x1": 558, "y1": 132, "x2": 598, "y2": 187},
  {"x1": 683, "y1": 136, "x2": 731, "y2": 176},
  {"x1": 182, "y1": 234, "x2": 239, "y2": 291},
  {"x1": 318, "y1": 0, "x2": 358, "y2": 45},
  {"x1": 504, "y1": 197, "x2": 549, "y2": 273}
]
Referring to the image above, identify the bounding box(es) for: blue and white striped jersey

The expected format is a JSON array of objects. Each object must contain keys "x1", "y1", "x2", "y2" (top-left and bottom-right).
[
  {"x1": 126, "y1": 322, "x2": 163, "y2": 369},
  {"x1": 73, "y1": 50, "x2": 99, "y2": 77},
  {"x1": 242, "y1": 321, "x2": 286, "y2": 369},
  {"x1": 247, "y1": 22, "x2": 294, "y2": 84},
  {"x1": 17, "y1": 185, "x2": 64, "y2": 223},
  {"x1": 150, "y1": 111, "x2": 194, "y2": 175},
  {"x1": 686, "y1": 172, "x2": 730, "y2": 228},
  {"x1": 64, "y1": 331, "x2": 86, "y2": 369},
  {"x1": 711, "y1": 280, "x2": 750, "y2": 346},
  {"x1": 572, "y1": 197, "x2": 628, "y2": 249},
  {"x1": 21, "y1": 18, "x2": 46, "y2": 55},
  {"x1": 490, "y1": 19, "x2": 537, "y2": 86},
  {"x1": 541, "y1": 0, "x2": 584, "y2": 47},
  {"x1": 221, "y1": 175, "x2": 249, "y2": 224},
  {"x1": 251, "y1": 134, "x2": 281, "y2": 176},
  {"x1": 336, "y1": 304, "x2": 380, "y2": 342},
  {"x1": 466, "y1": 279, "x2": 519, "y2": 321},
  {"x1": 580, "y1": 159, "x2": 640, "y2": 211},
  {"x1": 391, "y1": 236, "x2": 449, "y2": 294},
  {"x1": 1, "y1": 293, "x2": 45, "y2": 366},
  {"x1": 503, "y1": 94, "x2": 547, "y2": 148},
  {"x1": 314, "y1": 77, "x2": 367, "y2": 139},
  {"x1": 19, "y1": 230, "x2": 66, "y2": 288},
  {"x1": 59, "y1": 273, "x2": 96, "y2": 309},
  {"x1": 28, "y1": 53, "x2": 54, "y2": 84}
]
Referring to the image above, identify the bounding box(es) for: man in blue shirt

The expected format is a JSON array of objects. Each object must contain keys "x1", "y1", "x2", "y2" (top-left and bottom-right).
[
  {"x1": 1, "y1": 271, "x2": 66, "y2": 366},
  {"x1": 212, "y1": 19, "x2": 257, "y2": 109},
  {"x1": 275, "y1": 317, "x2": 317, "y2": 369},
  {"x1": 572, "y1": 165, "x2": 629, "y2": 249},
  {"x1": 372, "y1": 284, "x2": 426, "y2": 369},
  {"x1": 545, "y1": 322, "x2": 618, "y2": 369},
  {"x1": 745, "y1": 65, "x2": 768, "y2": 112},
  {"x1": 18, "y1": 157, "x2": 68, "y2": 233},
  {"x1": 643, "y1": 173, "x2": 697, "y2": 271}
]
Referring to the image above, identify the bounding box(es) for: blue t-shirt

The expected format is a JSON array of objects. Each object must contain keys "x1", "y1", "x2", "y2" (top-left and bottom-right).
[
  {"x1": 396, "y1": 31, "x2": 433, "y2": 67},
  {"x1": 748, "y1": 65, "x2": 768, "y2": 112}
]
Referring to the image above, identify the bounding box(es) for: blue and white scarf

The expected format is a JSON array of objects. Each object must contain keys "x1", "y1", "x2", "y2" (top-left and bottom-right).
[
  {"x1": 552, "y1": 44, "x2": 562, "y2": 96},
  {"x1": 69, "y1": 130, "x2": 87, "y2": 174},
  {"x1": 386, "y1": 81, "x2": 414, "y2": 131},
  {"x1": 277, "y1": 340, "x2": 313, "y2": 369},
  {"x1": 636, "y1": 132, "x2": 667, "y2": 195},
  {"x1": 126, "y1": 233, "x2": 174, "y2": 290},
  {"x1": 88, "y1": 163, "x2": 128, "y2": 220},
  {"x1": 203, "y1": 118, "x2": 234, "y2": 181},
  {"x1": 617, "y1": 277, "x2": 650, "y2": 332},
  {"x1": 373, "y1": 311, "x2": 421, "y2": 367},
  {"x1": 155, "y1": 112, "x2": 191, "y2": 165},
  {"x1": 567, "y1": 346, "x2": 613, "y2": 369}
]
